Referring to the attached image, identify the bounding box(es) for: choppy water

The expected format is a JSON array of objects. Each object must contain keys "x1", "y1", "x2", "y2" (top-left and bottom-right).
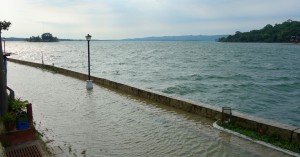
[
  {"x1": 8, "y1": 63, "x2": 290, "y2": 157},
  {"x1": 6, "y1": 41, "x2": 300, "y2": 127}
]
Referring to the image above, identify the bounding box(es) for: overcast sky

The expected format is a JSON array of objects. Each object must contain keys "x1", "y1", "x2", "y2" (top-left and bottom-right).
[{"x1": 1, "y1": 0, "x2": 300, "y2": 40}]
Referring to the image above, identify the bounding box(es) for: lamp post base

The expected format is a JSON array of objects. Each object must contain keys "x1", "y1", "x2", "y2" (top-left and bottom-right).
[{"x1": 86, "y1": 80, "x2": 93, "y2": 90}]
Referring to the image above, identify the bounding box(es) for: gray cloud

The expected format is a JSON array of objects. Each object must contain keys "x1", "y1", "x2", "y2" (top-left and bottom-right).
[{"x1": 1, "y1": 0, "x2": 300, "y2": 39}]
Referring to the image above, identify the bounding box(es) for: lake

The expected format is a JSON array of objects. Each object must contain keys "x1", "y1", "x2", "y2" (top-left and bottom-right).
[{"x1": 6, "y1": 41, "x2": 300, "y2": 127}]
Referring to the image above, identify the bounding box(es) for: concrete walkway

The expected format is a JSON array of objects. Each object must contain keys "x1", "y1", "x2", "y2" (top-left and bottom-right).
[{"x1": 6, "y1": 62, "x2": 292, "y2": 157}]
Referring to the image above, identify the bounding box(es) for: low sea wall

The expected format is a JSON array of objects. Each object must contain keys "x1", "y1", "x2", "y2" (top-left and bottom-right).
[{"x1": 8, "y1": 58, "x2": 300, "y2": 145}]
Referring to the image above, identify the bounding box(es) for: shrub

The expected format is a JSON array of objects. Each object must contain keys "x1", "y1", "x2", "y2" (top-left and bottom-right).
[
  {"x1": 8, "y1": 97, "x2": 28, "y2": 112},
  {"x1": 1, "y1": 112, "x2": 16, "y2": 123}
]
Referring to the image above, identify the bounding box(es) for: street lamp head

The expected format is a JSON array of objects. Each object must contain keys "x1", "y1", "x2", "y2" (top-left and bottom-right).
[{"x1": 86, "y1": 34, "x2": 92, "y2": 41}]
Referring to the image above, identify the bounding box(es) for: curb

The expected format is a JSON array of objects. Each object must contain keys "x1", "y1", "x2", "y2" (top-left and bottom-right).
[{"x1": 213, "y1": 121, "x2": 300, "y2": 157}]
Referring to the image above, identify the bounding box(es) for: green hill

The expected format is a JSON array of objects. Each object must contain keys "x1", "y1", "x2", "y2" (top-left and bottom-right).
[{"x1": 218, "y1": 20, "x2": 300, "y2": 43}]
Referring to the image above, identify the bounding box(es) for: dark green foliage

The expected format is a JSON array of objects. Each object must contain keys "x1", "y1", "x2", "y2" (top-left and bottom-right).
[
  {"x1": 28, "y1": 35, "x2": 42, "y2": 42},
  {"x1": 0, "y1": 21, "x2": 11, "y2": 31},
  {"x1": 27, "y1": 33, "x2": 58, "y2": 42},
  {"x1": 218, "y1": 20, "x2": 300, "y2": 43},
  {"x1": 0, "y1": 112, "x2": 16, "y2": 123},
  {"x1": 8, "y1": 97, "x2": 28, "y2": 112},
  {"x1": 41, "y1": 33, "x2": 58, "y2": 42}
]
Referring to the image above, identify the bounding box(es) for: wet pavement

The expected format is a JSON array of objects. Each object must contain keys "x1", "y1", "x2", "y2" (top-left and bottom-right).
[{"x1": 7, "y1": 62, "x2": 292, "y2": 157}]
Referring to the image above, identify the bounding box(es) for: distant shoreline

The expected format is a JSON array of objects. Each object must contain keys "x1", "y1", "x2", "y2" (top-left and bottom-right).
[
  {"x1": 4, "y1": 35, "x2": 228, "y2": 42},
  {"x1": 5, "y1": 40, "x2": 298, "y2": 43}
]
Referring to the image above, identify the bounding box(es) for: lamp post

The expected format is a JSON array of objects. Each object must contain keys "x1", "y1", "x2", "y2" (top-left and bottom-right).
[
  {"x1": 3, "y1": 37, "x2": 5, "y2": 53},
  {"x1": 86, "y1": 34, "x2": 93, "y2": 90},
  {"x1": 2, "y1": 37, "x2": 7, "y2": 79}
]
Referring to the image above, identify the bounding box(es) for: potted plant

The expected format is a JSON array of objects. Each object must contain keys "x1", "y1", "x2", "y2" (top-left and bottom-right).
[
  {"x1": 8, "y1": 97, "x2": 28, "y2": 112},
  {"x1": 1, "y1": 112, "x2": 16, "y2": 131},
  {"x1": 6, "y1": 97, "x2": 29, "y2": 131},
  {"x1": 16, "y1": 111, "x2": 29, "y2": 130}
]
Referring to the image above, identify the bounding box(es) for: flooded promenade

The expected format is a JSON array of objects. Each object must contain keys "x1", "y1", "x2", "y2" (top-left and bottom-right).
[{"x1": 7, "y1": 62, "x2": 291, "y2": 157}]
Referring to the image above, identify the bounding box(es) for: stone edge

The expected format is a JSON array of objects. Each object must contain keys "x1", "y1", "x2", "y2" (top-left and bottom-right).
[
  {"x1": 213, "y1": 121, "x2": 300, "y2": 157},
  {"x1": 7, "y1": 58, "x2": 300, "y2": 145}
]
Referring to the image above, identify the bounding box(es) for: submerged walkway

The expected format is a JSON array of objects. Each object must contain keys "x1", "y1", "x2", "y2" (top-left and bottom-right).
[{"x1": 7, "y1": 62, "x2": 291, "y2": 157}]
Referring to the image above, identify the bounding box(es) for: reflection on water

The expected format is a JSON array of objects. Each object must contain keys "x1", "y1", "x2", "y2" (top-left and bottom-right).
[{"x1": 8, "y1": 63, "x2": 290, "y2": 157}]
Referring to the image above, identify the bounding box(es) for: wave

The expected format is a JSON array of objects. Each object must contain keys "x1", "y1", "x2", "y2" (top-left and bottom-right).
[
  {"x1": 174, "y1": 74, "x2": 253, "y2": 82},
  {"x1": 8, "y1": 41, "x2": 300, "y2": 127},
  {"x1": 162, "y1": 85, "x2": 198, "y2": 95}
]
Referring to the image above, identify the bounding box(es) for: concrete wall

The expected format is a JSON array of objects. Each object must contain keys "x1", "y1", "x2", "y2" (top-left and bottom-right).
[{"x1": 8, "y1": 58, "x2": 300, "y2": 145}]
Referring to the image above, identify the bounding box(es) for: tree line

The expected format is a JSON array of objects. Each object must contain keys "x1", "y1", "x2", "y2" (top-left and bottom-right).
[
  {"x1": 27, "y1": 33, "x2": 58, "y2": 42},
  {"x1": 218, "y1": 20, "x2": 300, "y2": 43}
]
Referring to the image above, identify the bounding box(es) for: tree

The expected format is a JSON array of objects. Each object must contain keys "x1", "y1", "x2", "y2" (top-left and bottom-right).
[
  {"x1": 263, "y1": 24, "x2": 273, "y2": 31},
  {"x1": 0, "y1": 20, "x2": 11, "y2": 116},
  {"x1": 218, "y1": 20, "x2": 300, "y2": 43},
  {"x1": 28, "y1": 33, "x2": 58, "y2": 42},
  {"x1": 41, "y1": 33, "x2": 53, "y2": 42}
]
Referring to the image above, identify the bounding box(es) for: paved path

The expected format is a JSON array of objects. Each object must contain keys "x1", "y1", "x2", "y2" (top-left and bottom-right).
[{"x1": 6, "y1": 62, "x2": 292, "y2": 157}]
